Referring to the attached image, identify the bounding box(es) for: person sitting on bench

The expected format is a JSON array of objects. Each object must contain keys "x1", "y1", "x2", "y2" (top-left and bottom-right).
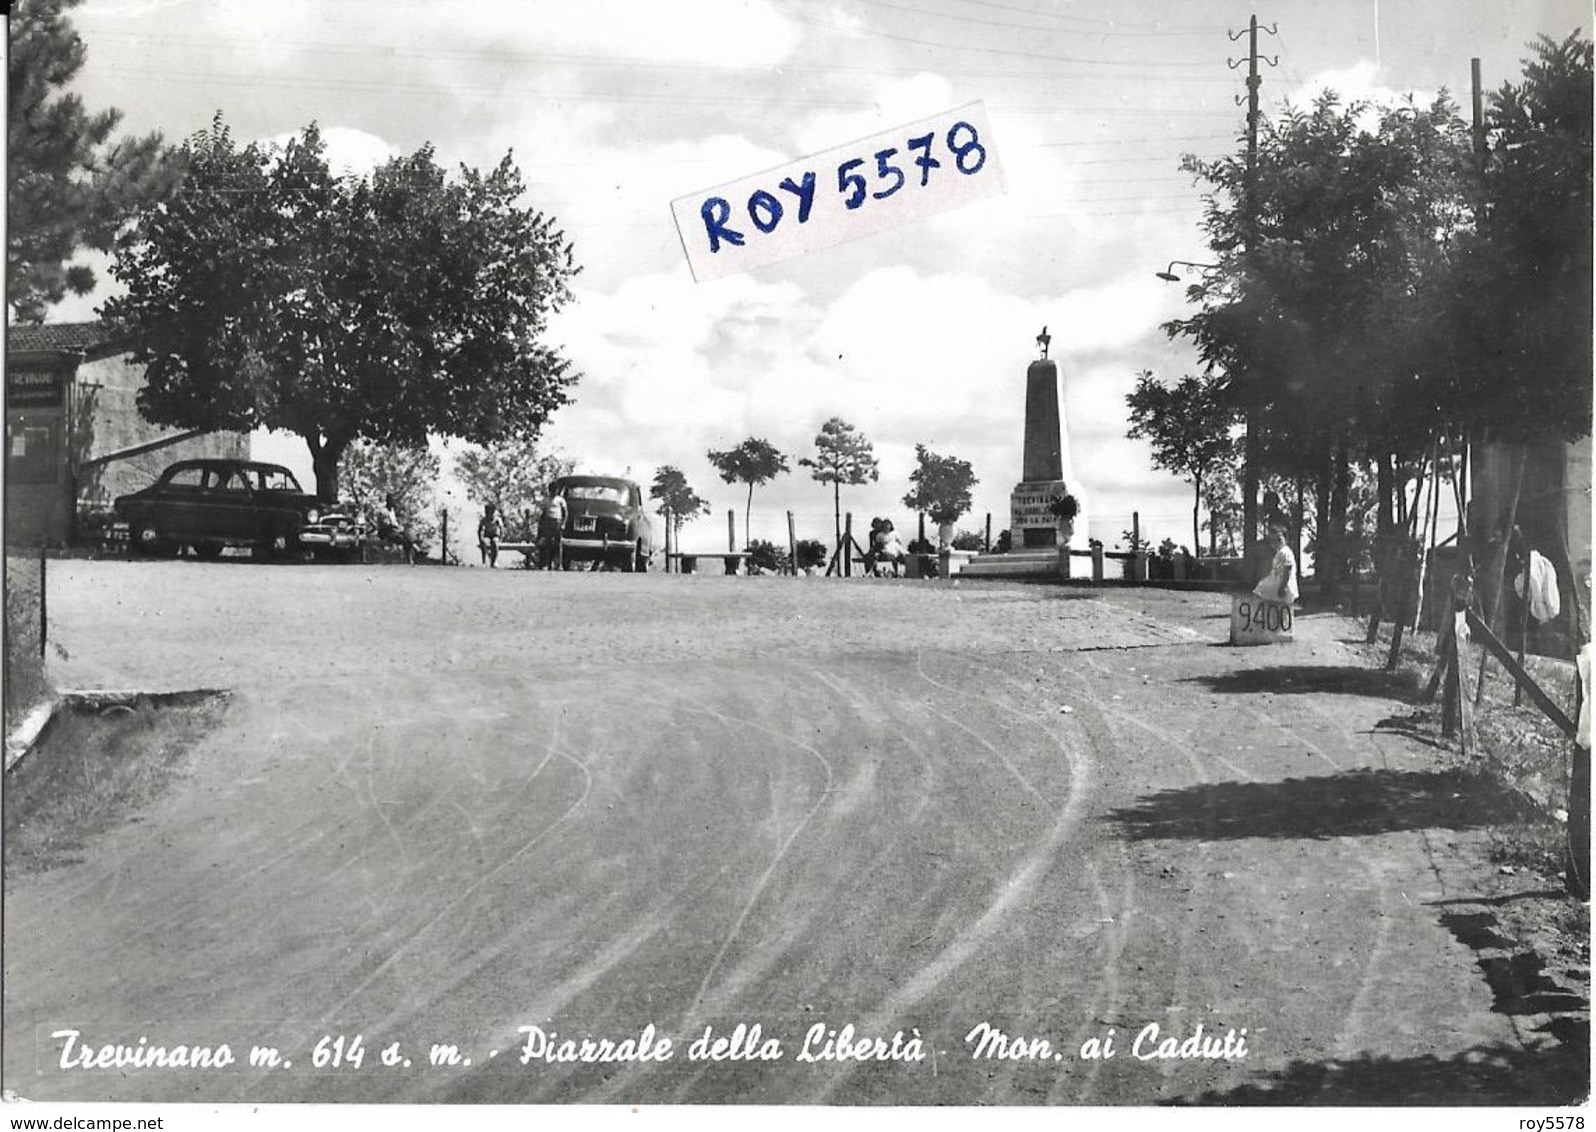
[
  {"x1": 376, "y1": 493, "x2": 421, "y2": 564},
  {"x1": 872, "y1": 519, "x2": 907, "y2": 578}
]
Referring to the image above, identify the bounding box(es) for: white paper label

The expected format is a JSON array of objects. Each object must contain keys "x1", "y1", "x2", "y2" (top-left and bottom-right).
[{"x1": 671, "y1": 102, "x2": 1006, "y2": 281}]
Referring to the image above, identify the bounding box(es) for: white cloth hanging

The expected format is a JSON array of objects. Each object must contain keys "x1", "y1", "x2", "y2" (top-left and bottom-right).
[{"x1": 1513, "y1": 550, "x2": 1561, "y2": 623}]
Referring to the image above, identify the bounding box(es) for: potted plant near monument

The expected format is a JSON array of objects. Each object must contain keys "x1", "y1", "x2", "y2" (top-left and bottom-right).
[
  {"x1": 1048, "y1": 489, "x2": 1079, "y2": 576},
  {"x1": 903, "y1": 444, "x2": 978, "y2": 551}
]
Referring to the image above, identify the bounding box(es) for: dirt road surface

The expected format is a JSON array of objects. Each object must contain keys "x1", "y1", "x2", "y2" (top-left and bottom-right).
[{"x1": 3, "y1": 561, "x2": 1585, "y2": 1104}]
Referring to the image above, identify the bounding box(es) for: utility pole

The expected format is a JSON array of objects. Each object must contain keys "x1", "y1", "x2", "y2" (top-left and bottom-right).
[{"x1": 1228, "y1": 15, "x2": 1277, "y2": 556}]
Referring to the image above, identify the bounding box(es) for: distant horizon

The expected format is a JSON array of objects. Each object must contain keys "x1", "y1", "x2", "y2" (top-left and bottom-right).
[{"x1": 42, "y1": 0, "x2": 1573, "y2": 558}]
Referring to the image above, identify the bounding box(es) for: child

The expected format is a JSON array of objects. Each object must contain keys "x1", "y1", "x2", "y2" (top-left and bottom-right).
[
  {"x1": 477, "y1": 502, "x2": 503, "y2": 567},
  {"x1": 1252, "y1": 526, "x2": 1298, "y2": 604}
]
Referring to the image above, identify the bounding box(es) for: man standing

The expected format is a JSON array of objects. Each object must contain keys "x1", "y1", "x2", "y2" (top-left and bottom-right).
[{"x1": 538, "y1": 488, "x2": 568, "y2": 571}]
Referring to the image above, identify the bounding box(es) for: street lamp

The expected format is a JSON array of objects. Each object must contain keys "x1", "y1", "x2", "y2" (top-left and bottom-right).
[{"x1": 1155, "y1": 260, "x2": 1219, "y2": 282}]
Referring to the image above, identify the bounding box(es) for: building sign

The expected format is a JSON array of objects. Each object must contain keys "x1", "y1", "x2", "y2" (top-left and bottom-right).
[
  {"x1": 672, "y1": 102, "x2": 1006, "y2": 281},
  {"x1": 7, "y1": 369, "x2": 65, "y2": 409}
]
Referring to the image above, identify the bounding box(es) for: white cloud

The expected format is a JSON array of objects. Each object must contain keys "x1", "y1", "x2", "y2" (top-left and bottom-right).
[{"x1": 265, "y1": 126, "x2": 399, "y2": 175}]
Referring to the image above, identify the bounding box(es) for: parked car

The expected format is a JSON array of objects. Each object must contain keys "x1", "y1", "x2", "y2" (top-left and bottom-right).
[
  {"x1": 113, "y1": 459, "x2": 361, "y2": 561},
  {"x1": 550, "y1": 474, "x2": 653, "y2": 571}
]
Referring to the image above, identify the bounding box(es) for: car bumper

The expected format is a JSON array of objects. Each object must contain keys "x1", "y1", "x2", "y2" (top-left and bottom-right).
[
  {"x1": 300, "y1": 527, "x2": 365, "y2": 549},
  {"x1": 560, "y1": 535, "x2": 634, "y2": 553}
]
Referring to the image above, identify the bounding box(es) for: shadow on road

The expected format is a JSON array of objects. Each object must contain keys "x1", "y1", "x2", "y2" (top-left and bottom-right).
[
  {"x1": 1106, "y1": 768, "x2": 1541, "y2": 841},
  {"x1": 1184, "y1": 664, "x2": 1419, "y2": 699},
  {"x1": 1167, "y1": 1041, "x2": 1588, "y2": 1105}
]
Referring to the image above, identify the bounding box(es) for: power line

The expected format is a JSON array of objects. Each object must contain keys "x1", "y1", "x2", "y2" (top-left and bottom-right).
[
  {"x1": 88, "y1": 30, "x2": 1245, "y2": 85},
  {"x1": 943, "y1": 0, "x2": 1224, "y2": 33},
  {"x1": 781, "y1": 9, "x2": 1218, "y2": 67},
  {"x1": 845, "y1": 0, "x2": 1223, "y2": 38},
  {"x1": 96, "y1": 63, "x2": 1250, "y2": 117}
]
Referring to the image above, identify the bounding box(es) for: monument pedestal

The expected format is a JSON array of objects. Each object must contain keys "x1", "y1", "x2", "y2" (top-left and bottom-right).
[{"x1": 1009, "y1": 478, "x2": 1086, "y2": 552}]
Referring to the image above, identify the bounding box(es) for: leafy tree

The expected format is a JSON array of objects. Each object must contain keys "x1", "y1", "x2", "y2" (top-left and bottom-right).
[
  {"x1": 1125, "y1": 370, "x2": 1238, "y2": 554},
  {"x1": 902, "y1": 444, "x2": 978, "y2": 528},
  {"x1": 706, "y1": 437, "x2": 788, "y2": 548},
  {"x1": 341, "y1": 438, "x2": 440, "y2": 552},
  {"x1": 649, "y1": 465, "x2": 711, "y2": 541},
  {"x1": 799, "y1": 416, "x2": 879, "y2": 546},
  {"x1": 455, "y1": 437, "x2": 574, "y2": 539},
  {"x1": 1168, "y1": 90, "x2": 1473, "y2": 586},
  {"x1": 103, "y1": 117, "x2": 580, "y2": 500},
  {"x1": 7, "y1": 0, "x2": 181, "y2": 323},
  {"x1": 1450, "y1": 32, "x2": 1592, "y2": 443}
]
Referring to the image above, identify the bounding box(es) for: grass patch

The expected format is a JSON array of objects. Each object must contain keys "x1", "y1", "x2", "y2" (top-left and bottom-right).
[{"x1": 4, "y1": 692, "x2": 229, "y2": 877}]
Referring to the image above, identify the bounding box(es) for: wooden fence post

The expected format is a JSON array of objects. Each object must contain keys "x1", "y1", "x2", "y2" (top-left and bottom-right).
[{"x1": 786, "y1": 511, "x2": 797, "y2": 576}]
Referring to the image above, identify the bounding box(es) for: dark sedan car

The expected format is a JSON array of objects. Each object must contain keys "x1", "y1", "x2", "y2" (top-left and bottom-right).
[
  {"x1": 113, "y1": 459, "x2": 359, "y2": 560},
  {"x1": 551, "y1": 474, "x2": 653, "y2": 571}
]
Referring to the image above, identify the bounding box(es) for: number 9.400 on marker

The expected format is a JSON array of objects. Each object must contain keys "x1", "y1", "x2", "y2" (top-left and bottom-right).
[{"x1": 671, "y1": 102, "x2": 1005, "y2": 282}]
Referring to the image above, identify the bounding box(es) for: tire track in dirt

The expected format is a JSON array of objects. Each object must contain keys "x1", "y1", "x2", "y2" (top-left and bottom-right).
[{"x1": 797, "y1": 649, "x2": 1095, "y2": 1105}]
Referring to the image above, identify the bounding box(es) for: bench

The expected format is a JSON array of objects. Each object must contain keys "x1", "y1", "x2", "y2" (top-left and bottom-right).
[{"x1": 667, "y1": 551, "x2": 748, "y2": 576}]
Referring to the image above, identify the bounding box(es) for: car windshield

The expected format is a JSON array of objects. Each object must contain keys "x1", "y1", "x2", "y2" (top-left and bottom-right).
[
  {"x1": 564, "y1": 485, "x2": 628, "y2": 505},
  {"x1": 252, "y1": 467, "x2": 303, "y2": 492}
]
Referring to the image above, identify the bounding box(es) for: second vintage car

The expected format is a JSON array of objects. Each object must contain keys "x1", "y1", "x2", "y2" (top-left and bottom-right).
[
  {"x1": 549, "y1": 474, "x2": 653, "y2": 571},
  {"x1": 113, "y1": 458, "x2": 362, "y2": 561}
]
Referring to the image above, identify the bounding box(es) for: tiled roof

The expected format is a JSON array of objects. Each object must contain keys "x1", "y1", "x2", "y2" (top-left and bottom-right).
[{"x1": 6, "y1": 320, "x2": 122, "y2": 356}]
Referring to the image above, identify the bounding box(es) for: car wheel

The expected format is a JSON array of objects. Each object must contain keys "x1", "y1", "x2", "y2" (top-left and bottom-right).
[
  {"x1": 618, "y1": 547, "x2": 636, "y2": 573},
  {"x1": 132, "y1": 521, "x2": 177, "y2": 557},
  {"x1": 193, "y1": 542, "x2": 225, "y2": 561},
  {"x1": 254, "y1": 531, "x2": 291, "y2": 562}
]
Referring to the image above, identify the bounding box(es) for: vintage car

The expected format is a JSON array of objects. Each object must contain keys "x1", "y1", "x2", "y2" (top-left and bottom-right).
[
  {"x1": 550, "y1": 474, "x2": 653, "y2": 571},
  {"x1": 113, "y1": 459, "x2": 362, "y2": 561}
]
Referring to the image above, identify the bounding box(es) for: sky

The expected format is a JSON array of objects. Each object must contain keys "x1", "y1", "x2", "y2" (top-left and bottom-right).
[{"x1": 48, "y1": 0, "x2": 1590, "y2": 557}]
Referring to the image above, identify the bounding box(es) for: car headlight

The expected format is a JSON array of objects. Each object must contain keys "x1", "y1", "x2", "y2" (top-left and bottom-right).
[{"x1": 306, "y1": 508, "x2": 320, "y2": 525}]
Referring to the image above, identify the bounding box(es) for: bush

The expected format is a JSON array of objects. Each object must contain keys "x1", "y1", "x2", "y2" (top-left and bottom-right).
[
  {"x1": 746, "y1": 539, "x2": 789, "y2": 575},
  {"x1": 795, "y1": 538, "x2": 828, "y2": 571},
  {"x1": 951, "y1": 530, "x2": 986, "y2": 551}
]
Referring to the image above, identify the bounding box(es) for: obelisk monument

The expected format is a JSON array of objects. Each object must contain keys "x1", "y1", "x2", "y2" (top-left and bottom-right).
[{"x1": 1008, "y1": 326, "x2": 1086, "y2": 550}]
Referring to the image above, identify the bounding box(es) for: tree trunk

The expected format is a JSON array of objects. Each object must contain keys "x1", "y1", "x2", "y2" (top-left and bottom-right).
[
  {"x1": 1315, "y1": 460, "x2": 1331, "y2": 589},
  {"x1": 305, "y1": 429, "x2": 354, "y2": 502},
  {"x1": 1191, "y1": 472, "x2": 1202, "y2": 559},
  {"x1": 1325, "y1": 444, "x2": 1352, "y2": 597},
  {"x1": 833, "y1": 481, "x2": 841, "y2": 547},
  {"x1": 1376, "y1": 451, "x2": 1395, "y2": 542},
  {"x1": 745, "y1": 482, "x2": 754, "y2": 550}
]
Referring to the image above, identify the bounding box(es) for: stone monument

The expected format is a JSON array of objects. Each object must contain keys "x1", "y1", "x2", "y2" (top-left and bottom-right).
[
  {"x1": 1008, "y1": 326, "x2": 1085, "y2": 551},
  {"x1": 958, "y1": 327, "x2": 1089, "y2": 579}
]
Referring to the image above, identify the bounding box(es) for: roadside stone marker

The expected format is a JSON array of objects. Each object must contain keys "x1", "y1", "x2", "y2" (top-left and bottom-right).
[{"x1": 1230, "y1": 593, "x2": 1294, "y2": 645}]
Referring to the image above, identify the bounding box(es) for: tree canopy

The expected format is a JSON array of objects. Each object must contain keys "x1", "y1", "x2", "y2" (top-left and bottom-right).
[
  {"x1": 102, "y1": 117, "x2": 581, "y2": 500},
  {"x1": 1164, "y1": 33, "x2": 1591, "y2": 580},
  {"x1": 455, "y1": 437, "x2": 575, "y2": 538},
  {"x1": 706, "y1": 437, "x2": 788, "y2": 548},
  {"x1": 799, "y1": 417, "x2": 879, "y2": 545},
  {"x1": 8, "y1": 0, "x2": 181, "y2": 323},
  {"x1": 1450, "y1": 31, "x2": 1593, "y2": 442},
  {"x1": 902, "y1": 444, "x2": 978, "y2": 527},
  {"x1": 649, "y1": 465, "x2": 712, "y2": 538}
]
